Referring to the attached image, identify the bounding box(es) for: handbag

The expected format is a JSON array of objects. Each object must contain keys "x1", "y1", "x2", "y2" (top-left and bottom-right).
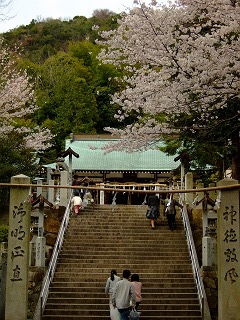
[
  {"x1": 129, "y1": 309, "x2": 140, "y2": 320},
  {"x1": 110, "y1": 306, "x2": 120, "y2": 320}
]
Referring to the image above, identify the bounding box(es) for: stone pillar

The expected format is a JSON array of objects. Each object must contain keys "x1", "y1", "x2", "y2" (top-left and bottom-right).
[
  {"x1": 196, "y1": 181, "x2": 204, "y2": 209},
  {"x1": 35, "y1": 237, "x2": 46, "y2": 267},
  {"x1": 0, "y1": 252, "x2": 7, "y2": 319},
  {"x1": 36, "y1": 179, "x2": 42, "y2": 197},
  {"x1": 202, "y1": 236, "x2": 213, "y2": 266},
  {"x1": 38, "y1": 202, "x2": 44, "y2": 237},
  {"x1": 217, "y1": 178, "x2": 240, "y2": 320},
  {"x1": 68, "y1": 154, "x2": 73, "y2": 185},
  {"x1": 185, "y1": 172, "x2": 193, "y2": 205},
  {"x1": 48, "y1": 179, "x2": 54, "y2": 204},
  {"x1": 208, "y1": 183, "x2": 216, "y2": 202},
  {"x1": 202, "y1": 206, "x2": 208, "y2": 237},
  {"x1": 60, "y1": 170, "x2": 68, "y2": 206},
  {"x1": 46, "y1": 167, "x2": 51, "y2": 185},
  {"x1": 5, "y1": 174, "x2": 31, "y2": 320},
  {"x1": 29, "y1": 237, "x2": 36, "y2": 266},
  {"x1": 100, "y1": 183, "x2": 104, "y2": 205},
  {"x1": 180, "y1": 161, "x2": 185, "y2": 190}
]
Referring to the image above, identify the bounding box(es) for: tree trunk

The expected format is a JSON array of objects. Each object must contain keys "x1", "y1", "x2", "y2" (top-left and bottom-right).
[{"x1": 231, "y1": 130, "x2": 240, "y2": 182}]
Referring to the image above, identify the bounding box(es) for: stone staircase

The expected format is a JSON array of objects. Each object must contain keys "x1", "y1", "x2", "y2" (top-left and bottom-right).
[{"x1": 42, "y1": 204, "x2": 202, "y2": 319}]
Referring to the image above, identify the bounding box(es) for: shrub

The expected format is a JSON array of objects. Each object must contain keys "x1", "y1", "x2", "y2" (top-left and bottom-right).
[{"x1": 0, "y1": 225, "x2": 9, "y2": 243}]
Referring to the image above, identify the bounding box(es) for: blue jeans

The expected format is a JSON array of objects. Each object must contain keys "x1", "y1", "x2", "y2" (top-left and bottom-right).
[{"x1": 118, "y1": 308, "x2": 130, "y2": 320}]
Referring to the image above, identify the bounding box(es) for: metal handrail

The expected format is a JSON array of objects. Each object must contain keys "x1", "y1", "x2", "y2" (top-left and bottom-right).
[
  {"x1": 39, "y1": 196, "x2": 72, "y2": 317},
  {"x1": 179, "y1": 193, "x2": 211, "y2": 320}
]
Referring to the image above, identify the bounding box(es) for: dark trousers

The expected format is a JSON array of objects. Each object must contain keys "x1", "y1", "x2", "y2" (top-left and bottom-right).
[
  {"x1": 118, "y1": 308, "x2": 130, "y2": 320},
  {"x1": 166, "y1": 214, "x2": 176, "y2": 231}
]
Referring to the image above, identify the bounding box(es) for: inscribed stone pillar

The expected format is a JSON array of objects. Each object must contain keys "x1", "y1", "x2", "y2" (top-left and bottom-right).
[
  {"x1": 185, "y1": 172, "x2": 193, "y2": 205},
  {"x1": 217, "y1": 178, "x2": 240, "y2": 320},
  {"x1": 5, "y1": 174, "x2": 31, "y2": 320},
  {"x1": 35, "y1": 237, "x2": 46, "y2": 267}
]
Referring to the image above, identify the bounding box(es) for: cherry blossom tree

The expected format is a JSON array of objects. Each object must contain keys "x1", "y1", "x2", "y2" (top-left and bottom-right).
[
  {"x1": 0, "y1": 40, "x2": 53, "y2": 151},
  {"x1": 97, "y1": 0, "x2": 240, "y2": 180}
]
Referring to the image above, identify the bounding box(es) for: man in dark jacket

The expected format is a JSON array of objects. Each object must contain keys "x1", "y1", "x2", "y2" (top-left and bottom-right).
[{"x1": 165, "y1": 194, "x2": 183, "y2": 231}]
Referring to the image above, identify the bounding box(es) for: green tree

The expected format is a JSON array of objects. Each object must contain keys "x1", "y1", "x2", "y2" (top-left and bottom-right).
[
  {"x1": 0, "y1": 132, "x2": 38, "y2": 208},
  {"x1": 36, "y1": 51, "x2": 98, "y2": 153}
]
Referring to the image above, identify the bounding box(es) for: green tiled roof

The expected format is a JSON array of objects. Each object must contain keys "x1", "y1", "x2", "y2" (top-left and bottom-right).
[{"x1": 46, "y1": 139, "x2": 180, "y2": 172}]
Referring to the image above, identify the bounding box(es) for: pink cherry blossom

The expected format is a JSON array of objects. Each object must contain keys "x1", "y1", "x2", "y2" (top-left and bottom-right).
[
  {"x1": 0, "y1": 40, "x2": 53, "y2": 151},
  {"x1": 97, "y1": 0, "x2": 240, "y2": 152}
]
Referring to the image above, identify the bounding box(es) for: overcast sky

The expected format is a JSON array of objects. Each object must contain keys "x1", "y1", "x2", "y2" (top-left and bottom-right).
[{"x1": 0, "y1": 0, "x2": 147, "y2": 33}]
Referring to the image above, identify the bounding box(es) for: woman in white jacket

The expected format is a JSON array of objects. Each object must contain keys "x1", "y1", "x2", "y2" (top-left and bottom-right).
[{"x1": 105, "y1": 270, "x2": 121, "y2": 320}]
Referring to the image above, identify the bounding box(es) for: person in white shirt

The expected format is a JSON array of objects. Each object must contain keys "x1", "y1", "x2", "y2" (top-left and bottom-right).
[
  {"x1": 71, "y1": 192, "x2": 82, "y2": 216},
  {"x1": 112, "y1": 269, "x2": 136, "y2": 320},
  {"x1": 105, "y1": 270, "x2": 121, "y2": 320}
]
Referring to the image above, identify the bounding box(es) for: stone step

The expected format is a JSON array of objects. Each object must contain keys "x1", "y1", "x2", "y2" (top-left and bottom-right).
[
  {"x1": 70, "y1": 219, "x2": 168, "y2": 224},
  {"x1": 47, "y1": 292, "x2": 199, "y2": 301},
  {"x1": 70, "y1": 216, "x2": 167, "y2": 220},
  {"x1": 60, "y1": 248, "x2": 189, "y2": 254},
  {"x1": 58, "y1": 252, "x2": 190, "y2": 258},
  {"x1": 49, "y1": 286, "x2": 197, "y2": 293},
  {"x1": 51, "y1": 278, "x2": 196, "y2": 287},
  {"x1": 61, "y1": 245, "x2": 188, "y2": 250},
  {"x1": 52, "y1": 273, "x2": 195, "y2": 280},
  {"x1": 69, "y1": 218, "x2": 182, "y2": 222},
  {"x1": 57, "y1": 256, "x2": 190, "y2": 263},
  {"x1": 43, "y1": 316, "x2": 202, "y2": 320},
  {"x1": 67, "y1": 226, "x2": 183, "y2": 232},
  {"x1": 43, "y1": 307, "x2": 201, "y2": 316},
  {"x1": 46, "y1": 298, "x2": 200, "y2": 307},
  {"x1": 55, "y1": 265, "x2": 193, "y2": 272},
  {"x1": 64, "y1": 234, "x2": 186, "y2": 240}
]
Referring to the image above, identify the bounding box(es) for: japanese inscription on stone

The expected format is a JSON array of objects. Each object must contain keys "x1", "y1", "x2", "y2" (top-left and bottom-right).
[
  {"x1": 10, "y1": 202, "x2": 26, "y2": 282},
  {"x1": 223, "y1": 205, "x2": 239, "y2": 284}
]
